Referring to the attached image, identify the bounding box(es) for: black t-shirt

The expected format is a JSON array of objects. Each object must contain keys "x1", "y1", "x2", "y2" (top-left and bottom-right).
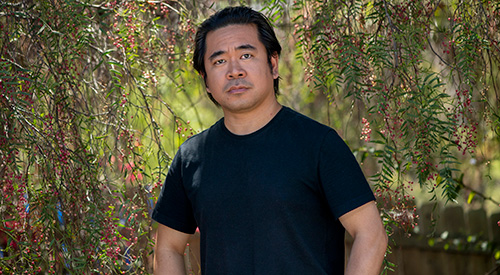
[{"x1": 152, "y1": 106, "x2": 375, "y2": 274}]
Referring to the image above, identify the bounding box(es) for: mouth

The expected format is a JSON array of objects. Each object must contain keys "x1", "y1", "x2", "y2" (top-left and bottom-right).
[{"x1": 227, "y1": 85, "x2": 249, "y2": 94}]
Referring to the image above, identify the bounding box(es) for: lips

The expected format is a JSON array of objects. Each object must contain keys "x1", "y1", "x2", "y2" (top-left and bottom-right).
[
  {"x1": 223, "y1": 80, "x2": 253, "y2": 94},
  {"x1": 227, "y1": 85, "x2": 249, "y2": 93}
]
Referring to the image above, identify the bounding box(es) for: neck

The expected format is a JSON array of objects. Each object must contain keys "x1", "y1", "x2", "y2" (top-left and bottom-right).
[{"x1": 223, "y1": 101, "x2": 282, "y2": 136}]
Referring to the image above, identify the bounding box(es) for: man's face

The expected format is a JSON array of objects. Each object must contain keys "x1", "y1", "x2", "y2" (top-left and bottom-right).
[{"x1": 203, "y1": 24, "x2": 279, "y2": 114}]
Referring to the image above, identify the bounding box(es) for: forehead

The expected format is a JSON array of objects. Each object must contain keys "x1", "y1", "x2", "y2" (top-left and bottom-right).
[{"x1": 205, "y1": 24, "x2": 262, "y2": 55}]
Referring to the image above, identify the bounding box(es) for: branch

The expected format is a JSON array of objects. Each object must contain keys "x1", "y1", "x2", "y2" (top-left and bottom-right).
[
  {"x1": 487, "y1": 264, "x2": 500, "y2": 275},
  {"x1": 422, "y1": 0, "x2": 458, "y2": 71},
  {"x1": 382, "y1": 0, "x2": 399, "y2": 70},
  {"x1": 426, "y1": 38, "x2": 457, "y2": 70},
  {"x1": 459, "y1": 182, "x2": 500, "y2": 206}
]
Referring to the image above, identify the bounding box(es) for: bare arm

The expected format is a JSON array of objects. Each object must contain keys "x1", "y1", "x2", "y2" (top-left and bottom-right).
[
  {"x1": 154, "y1": 223, "x2": 192, "y2": 275},
  {"x1": 339, "y1": 201, "x2": 388, "y2": 275}
]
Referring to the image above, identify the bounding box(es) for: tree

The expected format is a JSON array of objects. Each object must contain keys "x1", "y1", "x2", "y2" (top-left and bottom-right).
[
  {"x1": 289, "y1": 0, "x2": 500, "y2": 270},
  {"x1": 0, "y1": 0, "x2": 207, "y2": 273},
  {"x1": 1, "y1": 0, "x2": 499, "y2": 273}
]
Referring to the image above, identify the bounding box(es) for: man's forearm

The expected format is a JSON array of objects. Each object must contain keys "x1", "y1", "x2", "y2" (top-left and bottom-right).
[
  {"x1": 154, "y1": 223, "x2": 191, "y2": 275},
  {"x1": 339, "y1": 202, "x2": 388, "y2": 275},
  {"x1": 154, "y1": 249, "x2": 186, "y2": 275},
  {"x1": 345, "y1": 232, "x2": 387, "y2": 275}
]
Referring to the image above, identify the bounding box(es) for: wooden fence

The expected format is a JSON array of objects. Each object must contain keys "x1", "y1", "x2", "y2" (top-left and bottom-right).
[
  {"x1": 184, "y1": 203, "x2": 500, "y2": 274},
  {"x1": 379, "y1": 203, "x2": 500, "y2": 275}
]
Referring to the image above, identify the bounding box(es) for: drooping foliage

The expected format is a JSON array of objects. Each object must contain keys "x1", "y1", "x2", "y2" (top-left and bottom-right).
[
  {"x1": 290, "y1": 0, "x2": 500, "y2": 229},
  {"x1": 0, "y1": 0, "x2": 203, "y2": 273},
  {"x1": 1, "y1": 0, "x2": 499, "y2": 273}
]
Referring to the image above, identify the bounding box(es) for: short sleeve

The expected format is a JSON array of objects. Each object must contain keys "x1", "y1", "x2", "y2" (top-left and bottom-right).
[
  {"x1": 319, "y1": 130, "x2": 375, "y2": 219},
  {"x1": 151, "y1": 149, "x2": 198, "y2": 234}
]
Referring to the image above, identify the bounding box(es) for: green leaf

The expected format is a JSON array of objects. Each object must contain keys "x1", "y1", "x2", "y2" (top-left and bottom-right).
[
  {"x1": 428, "y1": 238, "x2": 435, "y2": 247},
  {"x1": 467, "y1": 191, "x2": 475, "y2": 204},
  {"x1": 107, "y1": 61, "x2": 124, "y2": 67}
]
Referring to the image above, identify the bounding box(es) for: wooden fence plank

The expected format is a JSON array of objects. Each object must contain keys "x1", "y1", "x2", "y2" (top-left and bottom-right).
[
  {"x1": 442, "y1": 205, "x2": 465, "y2": 238},
  {"x1": 467, "y1": 208, "x2": 488, "y2": 238}
]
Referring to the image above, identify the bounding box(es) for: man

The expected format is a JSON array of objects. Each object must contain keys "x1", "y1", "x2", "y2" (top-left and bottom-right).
[{"x1": 152, "y1": 6, "x2": 387, "y2": 274}]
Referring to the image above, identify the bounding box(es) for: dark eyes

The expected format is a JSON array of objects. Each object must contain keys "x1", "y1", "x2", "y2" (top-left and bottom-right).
[
  {"x1": 213, "y1": 54, "x2": 252, "y2": 65},
  {"x1": 214, "y1": 59, "x2": 225, "y2": 65}
]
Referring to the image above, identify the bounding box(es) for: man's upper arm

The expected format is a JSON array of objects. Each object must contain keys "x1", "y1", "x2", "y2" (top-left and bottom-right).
[
  {"x1": 156, "y1": 223, "x2": 191, "y2": 255},
  {"x1": 339, "y1": 201, "x2": 384, "y2": 238}
]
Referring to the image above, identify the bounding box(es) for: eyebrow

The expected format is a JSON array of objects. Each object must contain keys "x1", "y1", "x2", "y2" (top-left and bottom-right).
[{"x1": 207, "y1": 44, "x2": 257, "y2": 61}]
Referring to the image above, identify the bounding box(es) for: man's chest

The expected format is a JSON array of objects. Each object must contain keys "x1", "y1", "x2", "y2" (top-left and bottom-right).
[{"x1": 181, "y1": 140, "x2": 323, "y2": 221}]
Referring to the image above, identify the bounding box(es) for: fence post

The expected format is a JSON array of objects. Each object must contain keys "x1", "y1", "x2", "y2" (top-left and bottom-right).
[
  {"x1": 442, "y1": 205, "x2": 466, "y2": 238},
  {"x1": 419, "y1": 202, "x2": 441, "y2": 236},
  {"x1": 490, "y1": 212, "x2": 500, "y2": 245},
  {"x1": 467, "y1": 208, "x2": 488, "y2": 238}
]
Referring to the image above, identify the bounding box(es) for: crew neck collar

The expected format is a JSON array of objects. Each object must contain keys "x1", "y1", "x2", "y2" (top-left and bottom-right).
[{"x1": 219, "y1": 106, "x2": 287, "y2": 139}]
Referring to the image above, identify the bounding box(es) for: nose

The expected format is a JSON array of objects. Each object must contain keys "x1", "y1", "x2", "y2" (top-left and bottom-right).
[{"x1": 226, "y1": 60, "x2": 246, "y2": 79}]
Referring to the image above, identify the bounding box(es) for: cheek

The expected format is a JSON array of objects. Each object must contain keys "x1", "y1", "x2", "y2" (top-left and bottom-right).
[
  {"x1": 205, "y1": 70, "x2": 221, "y2": 85},
  {"x1": 205, "y1": 76, "x2": 222, "y2": 96},
  {"x1": 204, "y1": 74, "x2": 215, "y2": 90}
]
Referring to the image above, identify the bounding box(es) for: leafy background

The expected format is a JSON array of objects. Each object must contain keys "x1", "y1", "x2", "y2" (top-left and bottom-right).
[{"x1": 1, "y1": 0, "x2": 499, "y2": 273}]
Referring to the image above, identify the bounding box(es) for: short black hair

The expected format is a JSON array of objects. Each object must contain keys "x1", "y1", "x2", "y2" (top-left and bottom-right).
[{"x1": 193, "y1": 6, "x2": 282, "y2": 105}]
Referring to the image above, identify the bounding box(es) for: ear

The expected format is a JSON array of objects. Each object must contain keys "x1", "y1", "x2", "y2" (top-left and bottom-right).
[
  {"x1": 200, "y1": 72, "x2": 209, "y2": 89},
  {"x1": 270, "y1": 52, "x2": 279, "y2": 79},
  {"x1": 271, "y1": 52, "x2": 280, "y2": 79}
]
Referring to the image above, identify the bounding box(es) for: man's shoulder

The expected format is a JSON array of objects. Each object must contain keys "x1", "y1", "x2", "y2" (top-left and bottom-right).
[
  {"x1": 281, "y1": 106, "x2": 333, "y2": 135},
  {"x1": 178, "y1": 118, "x2": 222, "y2": 150}
]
